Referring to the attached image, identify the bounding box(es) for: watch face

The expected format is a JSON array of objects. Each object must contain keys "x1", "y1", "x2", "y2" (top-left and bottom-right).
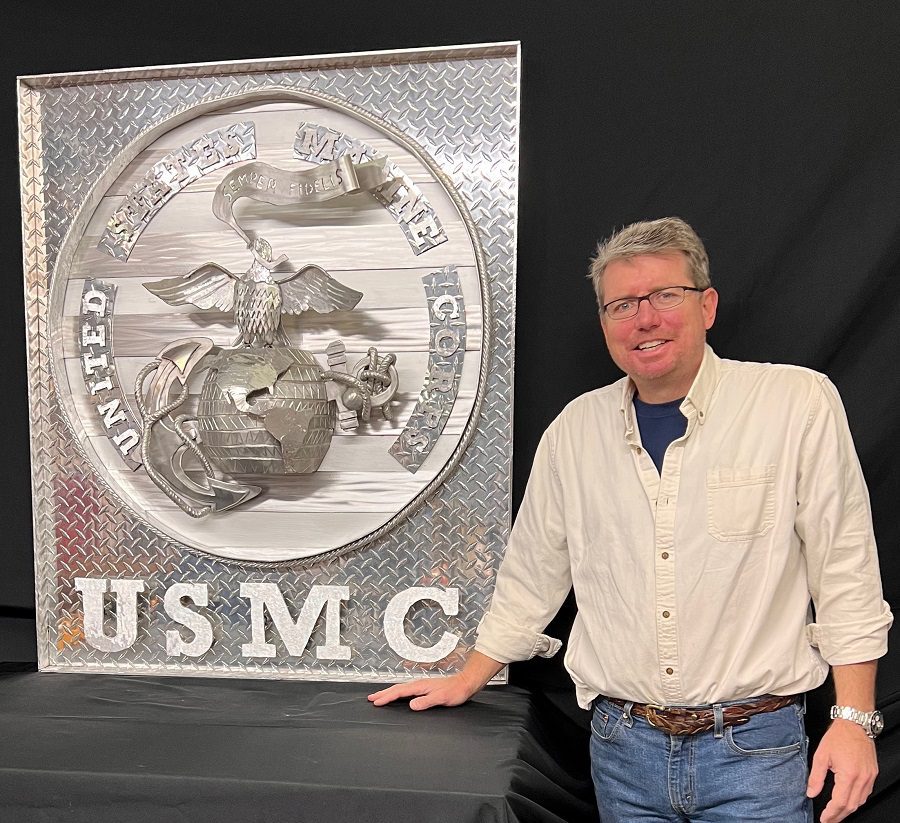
[{"x1": 870, "y1": 711, "x2": 885, "y2": 737}]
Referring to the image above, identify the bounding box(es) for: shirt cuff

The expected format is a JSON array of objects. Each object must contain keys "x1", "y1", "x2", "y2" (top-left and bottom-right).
[
  {"x1": 474, "y1": 611, "x2": 563, "y2": 663},
  {"x1": 805, "y1": 602, "x2": 893, "y2": 664}
]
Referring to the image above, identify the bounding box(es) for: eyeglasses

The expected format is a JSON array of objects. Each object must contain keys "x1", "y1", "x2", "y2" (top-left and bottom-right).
[{"x1": 602, "y1": 286, "x2": 707, "y2": 320}]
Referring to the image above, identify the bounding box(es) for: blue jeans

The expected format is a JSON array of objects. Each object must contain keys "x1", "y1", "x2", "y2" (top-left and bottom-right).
[{"x1": 590, "y1": 697, "x2": 813, "y2": 822}]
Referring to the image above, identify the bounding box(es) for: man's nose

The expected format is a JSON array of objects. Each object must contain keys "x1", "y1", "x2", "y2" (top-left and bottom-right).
[{"x1": 634, "y1": 296, "x2": 661, "y2": 328}]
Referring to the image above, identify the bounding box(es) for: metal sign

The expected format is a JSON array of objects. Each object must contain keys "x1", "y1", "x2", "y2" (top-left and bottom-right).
[{"x1": 19, "y1": 44, "x2": 519, "y2": 681}]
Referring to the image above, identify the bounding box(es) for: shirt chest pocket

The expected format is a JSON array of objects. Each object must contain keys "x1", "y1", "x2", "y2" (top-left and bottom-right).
[{"x1": 706, "y1": 465, "x2": 776, "y2": 542}]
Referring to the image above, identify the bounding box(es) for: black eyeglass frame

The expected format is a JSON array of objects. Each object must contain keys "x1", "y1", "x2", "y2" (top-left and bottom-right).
[{"x1": 601, "y1": 285, "x2": 707, "y2": 320}]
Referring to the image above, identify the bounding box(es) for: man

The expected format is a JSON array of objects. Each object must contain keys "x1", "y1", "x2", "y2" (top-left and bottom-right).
[{"x1": 370, "y1": 218, "x2": 892, "y2": 822}]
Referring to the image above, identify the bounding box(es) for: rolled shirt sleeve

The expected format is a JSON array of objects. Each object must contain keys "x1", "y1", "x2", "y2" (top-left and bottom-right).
[
  {"x1": 796, "y1": 376, "x2": 893, "y2": 664},
  {"x1": 475, "y1": 425, "x2": 572, "y2": 663}
]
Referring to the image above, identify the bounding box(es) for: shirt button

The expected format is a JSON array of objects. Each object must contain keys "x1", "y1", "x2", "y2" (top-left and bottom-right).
[
  {"x1": 661, "y1": 552, "x2": 669, "y2": 560},
  {"x1": 665, "y1": 667, "x2": 674, "y2": 675},
  {"x1": 662, "y1": 611, "x2": 670, "y2": 618}
]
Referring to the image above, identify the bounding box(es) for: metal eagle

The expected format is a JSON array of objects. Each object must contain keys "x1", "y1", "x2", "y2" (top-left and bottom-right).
[{"x1": 144, "y1": 237, "x2": 362, "y2": 347}]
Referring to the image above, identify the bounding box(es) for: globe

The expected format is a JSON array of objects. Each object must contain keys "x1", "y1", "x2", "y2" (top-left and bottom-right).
[{"x1": 196, "y1": 347, "x2": 335, "y2": 475}]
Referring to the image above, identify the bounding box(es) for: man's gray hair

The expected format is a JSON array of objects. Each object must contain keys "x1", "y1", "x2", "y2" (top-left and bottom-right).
[{"x1": 589, "y1": 217, "x2": 711, "y2": 307}]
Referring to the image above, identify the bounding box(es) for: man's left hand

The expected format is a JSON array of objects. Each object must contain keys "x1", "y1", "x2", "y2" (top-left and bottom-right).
[{"x1": 807, "y1": 720, "x2": 878, "y2": 822}]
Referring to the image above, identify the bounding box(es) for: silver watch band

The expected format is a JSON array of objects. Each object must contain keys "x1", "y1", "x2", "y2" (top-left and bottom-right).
[{"x1": 830, "y1": 705, "x2": 882, "y2": 738}]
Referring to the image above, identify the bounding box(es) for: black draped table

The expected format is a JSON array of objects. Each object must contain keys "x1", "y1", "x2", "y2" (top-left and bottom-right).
[{"x1": 0, "y1": 665, "x2": 598, "y2": 823}]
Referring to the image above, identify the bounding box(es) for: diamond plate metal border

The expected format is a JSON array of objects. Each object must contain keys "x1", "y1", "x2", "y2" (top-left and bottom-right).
[{"x1": 19, "y1": 43, "x2": 519, "y2": 681}]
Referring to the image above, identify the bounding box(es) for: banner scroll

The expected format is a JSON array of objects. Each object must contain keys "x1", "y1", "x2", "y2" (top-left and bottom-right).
[{"x1": 212, "y1": 157, "x2": 393, "y2": 244}]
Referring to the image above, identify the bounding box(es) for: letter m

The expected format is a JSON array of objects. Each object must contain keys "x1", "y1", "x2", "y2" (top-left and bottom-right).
[
  {"x1": 297, "y1": 127, "x2": 337, "y2": 162},
  {"x1": 240, "y1": 582, "x2": 350, "y2": 660}
]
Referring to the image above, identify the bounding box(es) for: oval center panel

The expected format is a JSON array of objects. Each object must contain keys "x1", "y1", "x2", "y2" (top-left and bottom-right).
[{"x1": 50, "y1": 88, "x2": 488, "y2": 563}]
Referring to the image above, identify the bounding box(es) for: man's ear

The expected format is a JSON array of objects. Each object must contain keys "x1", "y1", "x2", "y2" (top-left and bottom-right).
[{"x1": 702, "y1": 288, "x2": 719, "y2": 330}]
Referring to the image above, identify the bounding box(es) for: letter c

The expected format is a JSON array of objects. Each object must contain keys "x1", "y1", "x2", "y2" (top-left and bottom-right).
[{"x1": 383, "y1": 587, "x2": 460, "y2": 663}]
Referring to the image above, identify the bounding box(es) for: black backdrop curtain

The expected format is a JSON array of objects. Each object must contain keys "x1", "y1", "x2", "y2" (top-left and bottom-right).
[{"x1": 1, "y1": 1, "x2": 898, "y2": 818}]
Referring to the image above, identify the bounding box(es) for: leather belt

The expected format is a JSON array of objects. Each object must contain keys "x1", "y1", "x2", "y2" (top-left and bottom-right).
[{"x1": 603, "y1": 694, "x2": 798, "y2": 736}]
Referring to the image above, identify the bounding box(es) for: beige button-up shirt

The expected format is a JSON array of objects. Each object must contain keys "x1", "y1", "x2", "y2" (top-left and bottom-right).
[{"x1": 475, "y1": 347, "x2": 892, "y2": 709}]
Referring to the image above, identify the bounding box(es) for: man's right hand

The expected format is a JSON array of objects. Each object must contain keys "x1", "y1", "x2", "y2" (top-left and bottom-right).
[
  {"x1": 367, "y1": 651, "x2": 504, "y2": 710},
  {"x1": 367, "y1": 673, "x2": 477, "y2": 710}
]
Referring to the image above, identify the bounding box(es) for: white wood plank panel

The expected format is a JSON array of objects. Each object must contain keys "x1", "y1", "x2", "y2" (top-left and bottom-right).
[
  {"x1": 64, "y1": 347, "x2": 479, "y2": 404},
  {"x1": 89, "y1": 178, "x2": 468, "y2": 250},
  {"x1": 68, "y1": 385, "x2": 476, "y2": 441},
  {"x1": 70, "y1": 209, "x2": 477, "y2": 281},
  {"x1": 61, "y1": 305, "x2": 483, "y2": 357},
  {"x1": 87, "y1": 430, "x2": 459, "y2": 474},
  {"x1": 71, "y1": 352, "x2": 430, "y2": 401},
  {"x1": 63, "y1": 354, "x2": 480, "y2": 439},
  {"x1": 139, "y1": 509, "x2": 399, "y2": 560},
  {"x1": 108, "y1": 466, "x2": 440, "y2": 513},
  {"x1": 86, "y1": 176, "x2": 470, "y2": 242},
  {"x1": 64, "y1": 265, "x2": 481, "y2": 314}
]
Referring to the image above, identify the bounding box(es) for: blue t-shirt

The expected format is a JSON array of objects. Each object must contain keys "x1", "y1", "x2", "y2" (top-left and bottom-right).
[{"x1": 633, "y1": 395, "x2": 687, "y2": 474}]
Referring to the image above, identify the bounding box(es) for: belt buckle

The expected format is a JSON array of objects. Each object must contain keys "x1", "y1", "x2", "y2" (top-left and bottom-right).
[{"x1": 644, "y1": 703, "x2": 668, "y2": 729}]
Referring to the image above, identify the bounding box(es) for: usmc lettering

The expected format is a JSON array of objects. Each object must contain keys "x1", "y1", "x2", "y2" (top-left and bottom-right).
[{"x1": 74, "y1": 577, "x2": 462, "y2": 665}]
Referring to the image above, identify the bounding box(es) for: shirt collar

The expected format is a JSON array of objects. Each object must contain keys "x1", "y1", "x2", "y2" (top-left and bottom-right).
[
  {"x1": 619, "y1": 345, "x2": 721, "y2": 440},
  {"x1": 681, "y1": 344, "x2": 720, "y2": 424}
]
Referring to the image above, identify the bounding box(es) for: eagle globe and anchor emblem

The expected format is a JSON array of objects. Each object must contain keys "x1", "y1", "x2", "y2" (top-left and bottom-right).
[{"x1": 135, "y1": 159, "x2": 401, "y2": 518}]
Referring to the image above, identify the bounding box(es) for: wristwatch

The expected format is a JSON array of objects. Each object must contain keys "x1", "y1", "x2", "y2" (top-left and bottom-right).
[{"x1": 830, "y1": 705, "x2": 884, "y2": 739}]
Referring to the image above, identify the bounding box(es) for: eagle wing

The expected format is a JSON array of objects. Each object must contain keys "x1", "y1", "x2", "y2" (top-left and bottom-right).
[
  {"x1": 144, "y1": 263, "x2": 237, "y2": 311},
  {"x1": 279, "y1": 265, "x2": 363, "y2": 315}
]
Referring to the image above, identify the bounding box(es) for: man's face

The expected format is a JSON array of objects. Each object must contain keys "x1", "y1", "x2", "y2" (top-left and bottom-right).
[{"x1": 599, "y1": 252, "x2": 718, "y2": 403}]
